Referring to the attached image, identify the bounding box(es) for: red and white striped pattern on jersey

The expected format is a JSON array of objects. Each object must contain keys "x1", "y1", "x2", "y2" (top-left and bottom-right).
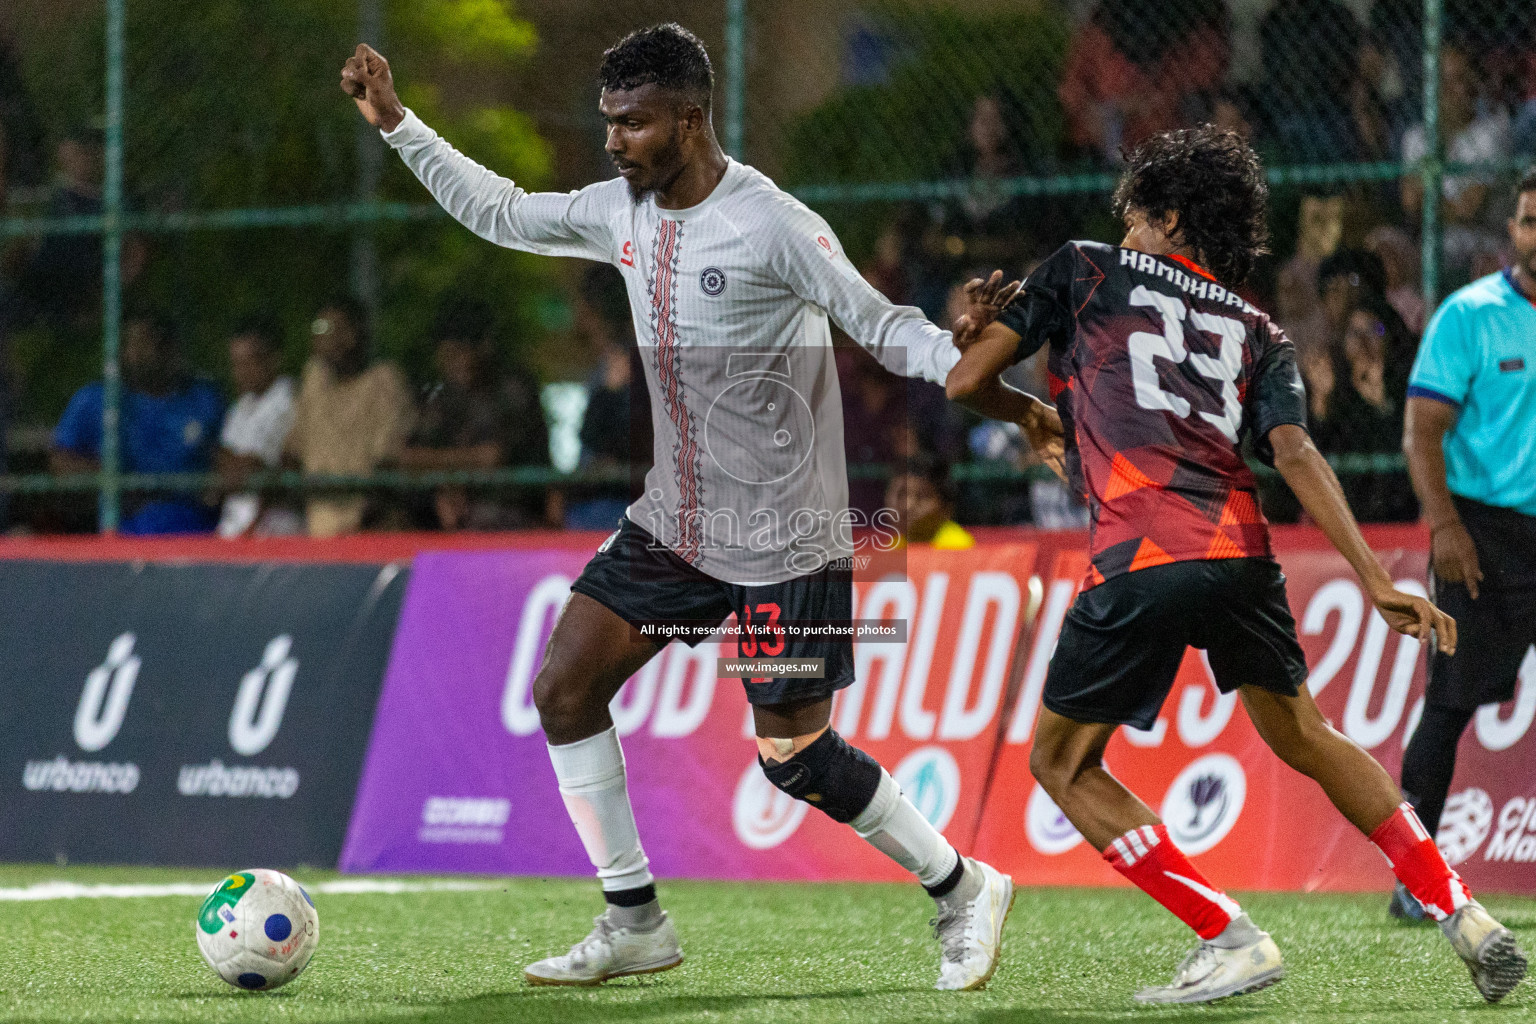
[
  {"x1": 648, "y1": 218, "x2": 705, "y2": 564},
  {"x1": 1110, "y1": 824, "x2": 1162, "y2": 866}
]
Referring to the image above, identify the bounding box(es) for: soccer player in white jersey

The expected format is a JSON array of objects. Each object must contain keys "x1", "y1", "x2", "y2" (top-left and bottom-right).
[{"x1": 342, "y1": 24, "x2": 1060, "y2": 991}]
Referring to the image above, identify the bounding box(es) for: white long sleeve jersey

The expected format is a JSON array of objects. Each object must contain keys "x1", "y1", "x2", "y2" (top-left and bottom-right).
[{"x1": 385, "y1": 109, "x2": 959, "y2": 583}]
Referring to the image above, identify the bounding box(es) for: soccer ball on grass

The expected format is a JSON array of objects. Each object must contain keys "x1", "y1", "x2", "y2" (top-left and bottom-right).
[{"x1": 195, "y1": 869, "x2": 318, "y2": 991}]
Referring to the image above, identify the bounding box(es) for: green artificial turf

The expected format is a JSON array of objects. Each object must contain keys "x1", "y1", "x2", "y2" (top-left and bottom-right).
[{"x1": 1, "y1": 864, "x2": 1532, "y2": 1023}]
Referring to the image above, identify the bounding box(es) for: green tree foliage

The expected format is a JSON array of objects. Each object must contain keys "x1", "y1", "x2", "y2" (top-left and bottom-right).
[
  {"x1": 784, "y1": 4, "x2": 1068, "y2": 186},
  {"x1": 10, "y1": 0, "x2": 554, "y2": 420},
  {"x1": 781, "y1": 2, "x2": 1069, "y2": 260}
]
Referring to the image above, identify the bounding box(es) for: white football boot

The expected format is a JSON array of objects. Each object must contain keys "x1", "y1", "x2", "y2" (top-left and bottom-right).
[
  {"x1": 932, "y1": 857, "x2": 1015, "y2": 991},
  {"x1": 1134, "y1": 929, "x2": 1284, "y2": 1005},
  {"x1": 524, "y1": 910, "x2": 683, "y2": 987},
  {"x1": 1440, "y1": 901, "x2": 1527, "y2": 1002}
]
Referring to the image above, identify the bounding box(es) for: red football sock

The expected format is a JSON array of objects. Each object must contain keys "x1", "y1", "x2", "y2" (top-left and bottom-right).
[
  {"x1": 1369, "y1": 802, "x2": 1472, "y2": 922},
  {"x1": 1103, "y1": 824, "x2": 1239, "y2": 940}
]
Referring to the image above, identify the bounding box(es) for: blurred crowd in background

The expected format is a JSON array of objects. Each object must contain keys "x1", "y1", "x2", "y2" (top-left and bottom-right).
[{"x1": 1, "y1": 0, "x2": 1533, "y2": 538}]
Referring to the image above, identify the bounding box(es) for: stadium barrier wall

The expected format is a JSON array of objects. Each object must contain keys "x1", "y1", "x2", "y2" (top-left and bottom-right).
[
  {"x1": 339, "y1": 543, "x2": 1037, "y2": 881},
  {"x1": 339, "y1": 527, "x2": 1536, "y2": 895},
  {"x1": 4, "y1": 528, "x2": 1532, "y2": 893},
  {"x1": 0, "y1": 558, "x2": 406, "y2": 867},
  {"x1": 976, "y1": 532, "x2": 1536, "y2": 895}
]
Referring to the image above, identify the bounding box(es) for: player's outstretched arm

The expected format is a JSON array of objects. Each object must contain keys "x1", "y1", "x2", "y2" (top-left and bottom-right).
[
  {"x1": 339, "y1": 44, "x2": 612, "y2": 260},
  {"x1": 945, "y1": 320, "x2": 1023, "y2": 400},
  {"x1": 951, "y1": 271, "x2": 1022, "y2": 350},
  {"x1": 341, "y1": 43, "x2": 405, "y2": 132},
  {"x1": 1268, "y1": 423, "x2": 1456, "y2": 654},
  {"x1": 946, "y1": 320, "x2": 1066, "y2": 481}
]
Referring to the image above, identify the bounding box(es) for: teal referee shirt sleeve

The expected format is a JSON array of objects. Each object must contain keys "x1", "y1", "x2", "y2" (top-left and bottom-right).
[{"x1": 1408, "y1": 270, "x2": 1536, "y2": 515}]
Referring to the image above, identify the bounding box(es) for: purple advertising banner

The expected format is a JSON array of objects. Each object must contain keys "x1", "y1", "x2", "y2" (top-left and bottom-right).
[
  {"x1": 339, "y1": 544, "x2": 1039, "y2": 880},
  {"x1": 342, "y1": 550, "x2": 594, "y2": 875},
  {"x1": 340, "y1": 548, "x2": 770, "y2": 878}
]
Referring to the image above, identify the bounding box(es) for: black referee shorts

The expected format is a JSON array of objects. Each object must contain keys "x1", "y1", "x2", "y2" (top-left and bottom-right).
[
  {"x1": 1044, "y1": 557, "x2": 1308, "y2": 732},
  {"x1": 1427, "y1": 497, "x2": 1536, "y2": 710},
  {"x1": 570, "y1": 517, "x2": 855, "y2": 707}
]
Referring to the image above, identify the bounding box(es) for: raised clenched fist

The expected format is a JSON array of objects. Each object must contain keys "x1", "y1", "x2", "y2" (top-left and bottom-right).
[{"x1": 341, "y1": 43, "x2": 405, "y2": 133}]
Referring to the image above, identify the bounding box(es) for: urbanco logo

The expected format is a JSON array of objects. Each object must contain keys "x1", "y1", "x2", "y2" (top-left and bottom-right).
[
  {"x1": 418, "y1": 797, "x2": 511, "y2": 845},
  {"x1": 23, "y1": 634, "x2": 144, "y2": 795},
  {"x1": 74, "y1": 633, "x2": 140, "y2": 752},
  {"x1": 229, "y1": 636, "x2": 298, "y2": 757}
]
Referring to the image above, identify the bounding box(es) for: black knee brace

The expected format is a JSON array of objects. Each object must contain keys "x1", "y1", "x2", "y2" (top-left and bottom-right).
[{"x1": 759, "y1": 729, "x2": 883, "y2": 823}]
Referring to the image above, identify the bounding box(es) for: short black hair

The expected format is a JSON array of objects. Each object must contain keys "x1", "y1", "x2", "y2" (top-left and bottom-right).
[
  {"x1": 599, "y1": 23, "x2": 713, "y2": 107},
  {"x1": 123, "y1": 306, "x2": 179, "y2": 351},
  {"x1": 1518, "y1": 166, "x2": 1536, "y2": 199},
  {"x1": 430, "y1": 295, "x2": 496, "y2": 346},
  {"x1": 899, "y1": 452, "x2": 956, "y2": 507},
  {"x1": 1317, "y1": 248, "x2": 1386, "y2": 299},
  {"x1": 231, "y1": 312, "x2": 283, "y2": 353},
  {"x1": 316, "y1": 294, "x2": 372, "y2": 348},
  {"x1": 1113, "y1": 125, "x2": 1271, "y2": 287}
]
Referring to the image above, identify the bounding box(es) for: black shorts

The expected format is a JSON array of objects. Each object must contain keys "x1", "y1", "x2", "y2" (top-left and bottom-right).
[
  {"x1": 1044, "y1": 557, "x2": 1307, "y2": 731},
  {"x1": 1427, "y1": 497, "x2": 1536, "y2": 710},
  {"x1": 570, "y1": 517, "x2": 855, "y2": 706}
]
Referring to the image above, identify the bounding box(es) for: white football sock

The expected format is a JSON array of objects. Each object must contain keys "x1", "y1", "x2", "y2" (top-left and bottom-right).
[
  {"x1": 849, "y1": 768, "x2": 959, "y2": 888},
  {"x1": 546, "y1": 727, "x2": 654, "y2": 893}
]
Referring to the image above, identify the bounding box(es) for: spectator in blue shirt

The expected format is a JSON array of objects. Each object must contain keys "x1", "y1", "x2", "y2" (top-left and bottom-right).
[{"x1": 51, "y1": 311, "x2": 225, "y2": 534}]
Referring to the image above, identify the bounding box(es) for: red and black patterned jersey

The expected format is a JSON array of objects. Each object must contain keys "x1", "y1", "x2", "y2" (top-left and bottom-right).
[{"x1": 998, "y1": 240, "x2": 1307, "y2": 588}]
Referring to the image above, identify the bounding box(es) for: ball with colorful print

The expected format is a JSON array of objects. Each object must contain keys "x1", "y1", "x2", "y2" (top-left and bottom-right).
[{"x1": 195, "y1": 869, "x2": 318, "y2": 991}]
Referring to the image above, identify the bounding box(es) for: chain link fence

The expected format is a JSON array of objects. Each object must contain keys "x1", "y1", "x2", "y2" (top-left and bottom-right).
[{"x1": 0, "y1": 0, "x2": 1523, "y2": 534}]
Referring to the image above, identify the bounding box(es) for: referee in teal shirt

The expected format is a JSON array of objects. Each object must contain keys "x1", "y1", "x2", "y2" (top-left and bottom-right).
[{"x1": 1393, "y1": 170, "x2": 1536, "y2": 919}]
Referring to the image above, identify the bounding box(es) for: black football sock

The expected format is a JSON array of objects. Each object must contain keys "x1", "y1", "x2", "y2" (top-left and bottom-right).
[
  {"x1": 604, "y1": 884, "x2": 663, "y2": 931},
  {"x1": 927, "y1": 856, "x2": 979, "y2": 903},
  {"x1": 1401, "y1": 703, "x2": 1476, "y2": 837}
]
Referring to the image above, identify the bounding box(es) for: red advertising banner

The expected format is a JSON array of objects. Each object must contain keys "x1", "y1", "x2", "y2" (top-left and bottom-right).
[{"x1": 972, "y1": 530, "x2": 1536, "y2": 895}]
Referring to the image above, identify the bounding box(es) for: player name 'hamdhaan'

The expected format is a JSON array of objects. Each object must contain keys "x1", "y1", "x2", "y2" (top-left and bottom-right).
[{"x1": 1118, "y1": 248, "x2": 1258, "y2": 315}]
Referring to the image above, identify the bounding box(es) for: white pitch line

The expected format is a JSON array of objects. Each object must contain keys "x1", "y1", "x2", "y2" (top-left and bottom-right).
[{"x1": 0, "y1": 879, "x2": 501, "y2": 902}]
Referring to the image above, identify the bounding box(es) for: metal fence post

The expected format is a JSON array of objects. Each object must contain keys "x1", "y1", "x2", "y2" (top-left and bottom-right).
[
  {"x1": 99, "y1": 0, "x2": 126, "y2": 532},
  {"x1": 352, "y1": 0, "x2": 384, "y2": 322},
  {"x1": 724, "y1": 0, "x2": 746, "y2": 160},
  {"x1": 1420, "y1": 0, "x2": 1443, "y2": 312}
]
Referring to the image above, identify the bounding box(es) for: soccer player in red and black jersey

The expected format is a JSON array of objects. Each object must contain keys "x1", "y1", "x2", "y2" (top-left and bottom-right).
[{"x1": 950, "y1": 126, "x2": 1527, "y2": 1005}]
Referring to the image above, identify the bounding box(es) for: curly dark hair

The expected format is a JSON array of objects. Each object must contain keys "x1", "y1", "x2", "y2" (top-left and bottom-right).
[
  {"x1": 1112, "y1": 125, "x2": 1270, "y2": 287},
  {"x1": 599, "y1": 23, "x2": 713, "y2": 107}
]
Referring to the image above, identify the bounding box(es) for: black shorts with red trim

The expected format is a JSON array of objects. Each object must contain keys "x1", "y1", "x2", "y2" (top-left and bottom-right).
[
  {"x1": 1043, "y1": 556, "x2": 1307, "y2": 731},
  {"x1": 570, "y1": 517, "x2": 855, "y2": 706}
]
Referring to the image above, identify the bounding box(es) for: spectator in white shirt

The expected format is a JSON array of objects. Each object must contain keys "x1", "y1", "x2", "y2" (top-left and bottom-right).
[{"x1": 217, "y1": 315, "x2": 301, "y2": 538}]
